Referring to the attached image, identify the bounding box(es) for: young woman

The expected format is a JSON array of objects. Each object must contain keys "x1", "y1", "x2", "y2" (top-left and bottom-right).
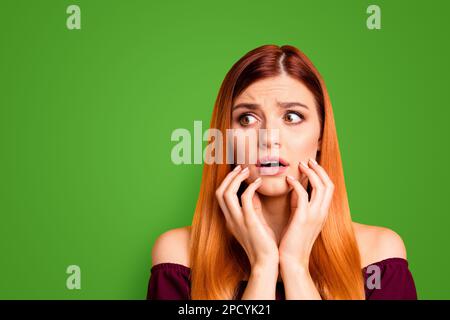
[{"x1": 147, "y1": 45, "x2": 417, "y2": 300}]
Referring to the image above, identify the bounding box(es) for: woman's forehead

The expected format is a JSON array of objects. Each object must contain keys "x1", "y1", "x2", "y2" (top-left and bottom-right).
[{"x1": 234, "y1": 75, "x2": 315, "y2": 108}]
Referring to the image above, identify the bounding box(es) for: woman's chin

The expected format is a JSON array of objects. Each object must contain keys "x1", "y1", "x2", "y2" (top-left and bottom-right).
[{"x1": 256, "y1": 179, "x2": 291, "y2": 197}]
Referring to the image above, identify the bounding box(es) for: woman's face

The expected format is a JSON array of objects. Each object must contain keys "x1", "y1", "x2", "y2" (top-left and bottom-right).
[{"x1": 231, "y1": 74, "x2": 322, "y2": 196}]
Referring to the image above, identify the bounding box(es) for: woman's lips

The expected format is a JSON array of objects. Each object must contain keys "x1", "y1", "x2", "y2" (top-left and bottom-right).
[
  {"x1": 256, "y1": 156, "x2": 289, "y2": 167},
  {"x1": 255, "y1": 156, "x2": 289, "y2": 176},
  {"x1": 258, "y1": 165, "x2": 288, "y2": 176}
]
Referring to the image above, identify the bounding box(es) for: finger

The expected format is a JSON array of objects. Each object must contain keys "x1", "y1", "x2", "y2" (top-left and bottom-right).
[
  {"x1": 252, "y1": 190, "x2": 262, "y2": 213},
  {"x1": 299, "y1": 161, "x2": 325, "y2": 209},
  {"x1": 216, "y1": 165, "x2": 242, "y2": 197},
  {"x1": 307, "y1": 158, "x2": 335, "y2": 214},
  {"x1": 241, "y1": 177, "x2": 263, "y2": 227},
  {"x1": 216, "y1": 165, "x2": 242, "y2": 224},
  {"x1": 223, "y1": 166, "x2": 250, "y2": 221},
  {"x1": 285, "y1": 175, "x2": 309, "y2": 213},
  {"x1": 307, "y1": 158, "x2": 334, "y2": 188}
]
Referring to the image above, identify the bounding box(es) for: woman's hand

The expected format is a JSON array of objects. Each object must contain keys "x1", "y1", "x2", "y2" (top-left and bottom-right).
[
  {"x1": 279, "y1": 158, "x2": 335, "y2": 269},
  {"x1": 216, "y1": 165, "x2": 279, "y2": 269}
]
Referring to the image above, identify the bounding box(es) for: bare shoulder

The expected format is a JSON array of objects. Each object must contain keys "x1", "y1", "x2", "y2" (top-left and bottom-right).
[
  {"x1": 151, "y1": 225, "x2": 192, "y2": 268},
  {"x1": 352, "y1": 221, "x2": 407, "y2": 268}
]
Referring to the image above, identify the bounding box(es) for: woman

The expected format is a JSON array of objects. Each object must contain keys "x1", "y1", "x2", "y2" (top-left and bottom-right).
[{"x1": 147, "y1": 44, "x2": 417, "y2": 300}]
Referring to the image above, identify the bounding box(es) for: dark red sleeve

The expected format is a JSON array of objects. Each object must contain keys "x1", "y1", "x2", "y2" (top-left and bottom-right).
[
  {"x1": 147, "y1": 263, "x2": 191, "y2": 300},
  {"x1": 363, "y1": 258, "x2": 418, "y2": 300}
]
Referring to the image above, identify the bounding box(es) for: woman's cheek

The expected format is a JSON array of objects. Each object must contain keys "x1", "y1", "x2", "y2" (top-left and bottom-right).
[
  {"x1": 286, "y1": 137, "x2": 319, "y2": 175},
  {"x1": 291, "y1": 126, "x2": 320, "y2": 154}
]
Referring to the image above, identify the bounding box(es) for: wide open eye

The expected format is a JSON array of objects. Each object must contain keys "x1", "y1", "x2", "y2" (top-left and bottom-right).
[
  {"x1": 239, "y1": 114, "x2": 258, "y2": 126},
  {"x1": 284, "y1": 111, "x2": 303, "y2": 124}
]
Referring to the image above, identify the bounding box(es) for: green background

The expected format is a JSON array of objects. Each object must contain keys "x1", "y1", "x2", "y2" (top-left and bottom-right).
[{"x1": 1, "y1": 0, "x2": 449, "y2": 299}]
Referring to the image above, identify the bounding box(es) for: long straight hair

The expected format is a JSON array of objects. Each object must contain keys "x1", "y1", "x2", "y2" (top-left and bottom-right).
[{"x1": 189, "y1": 45, "x2": 365, "y2": 299}]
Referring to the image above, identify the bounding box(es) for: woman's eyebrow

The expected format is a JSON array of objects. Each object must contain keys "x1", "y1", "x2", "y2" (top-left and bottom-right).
[
  {"x1": 278, "y1": 101, "x2": 309, "y2": 110},
  {"x1": 232, "y1": 101, "x2": 309, "y2": 111},
  {"x1": 232, "y1": 103, "x2": 259, "y2": 111}
]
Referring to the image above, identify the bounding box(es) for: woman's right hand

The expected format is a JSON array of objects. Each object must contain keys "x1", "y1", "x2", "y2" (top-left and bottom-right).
[{"x1": 215, "y1": 165, "x2": 279, "y2": 269}]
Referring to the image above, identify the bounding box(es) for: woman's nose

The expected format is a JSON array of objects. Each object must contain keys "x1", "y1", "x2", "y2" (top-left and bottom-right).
[{"x1": 259, "y1": 128, "x2": 281, "y2": 149}]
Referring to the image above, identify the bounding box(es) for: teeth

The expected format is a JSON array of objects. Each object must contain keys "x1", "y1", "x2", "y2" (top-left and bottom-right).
[{"x1": 261, "y1": 161, "x2": 282, "y2": 167}]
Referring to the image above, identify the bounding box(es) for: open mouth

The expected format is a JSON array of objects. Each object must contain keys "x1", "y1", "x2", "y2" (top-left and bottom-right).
[
  {"x1": 256, "y1": 156, "x2": 289, "y2": 175},
  {"x1": 258, "y1": 161, "x2": 286, "y2": 168},
  {"x1": 256, "y1": 157, "x2": 289, "y2": 168}
]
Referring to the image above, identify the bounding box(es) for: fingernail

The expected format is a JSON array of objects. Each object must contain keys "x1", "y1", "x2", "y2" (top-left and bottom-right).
[
  {"x1": 242, "y1": 167, "x2": 249, "y2": 173},
  {"x1": 254, "y1": 177, "x2": 262, "y2": 184},
  {"x1": 233, "y1": 165, "x2": 241, "y2": 172},
  {"x1": 286, "y1": 175, "x2": 295, "y2": 180},
  {"x1": 299, "y1": 161, "x2": 308, "y2": 168},
  {"x1": 309, "y1": 158, "x2": 318, "y2": 166}
]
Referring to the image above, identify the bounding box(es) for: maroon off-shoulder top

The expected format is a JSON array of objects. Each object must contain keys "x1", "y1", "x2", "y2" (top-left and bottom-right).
[{"x1": 147, "y1": 257, "x2": 417, "y2": 300}]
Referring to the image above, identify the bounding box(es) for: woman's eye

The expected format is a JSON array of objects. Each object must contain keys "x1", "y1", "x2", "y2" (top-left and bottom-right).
[
  {"x1": 238, "y1": 114, "x2": 257, "y2": 126},
  {"x1": 284, "y1": 112, "x2": 303, "y2": 124}
]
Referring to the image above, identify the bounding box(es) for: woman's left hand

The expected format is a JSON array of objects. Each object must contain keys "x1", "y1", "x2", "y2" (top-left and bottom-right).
[{"x1": 278, "y1": 158, "x2": 335, "y2": 269}]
